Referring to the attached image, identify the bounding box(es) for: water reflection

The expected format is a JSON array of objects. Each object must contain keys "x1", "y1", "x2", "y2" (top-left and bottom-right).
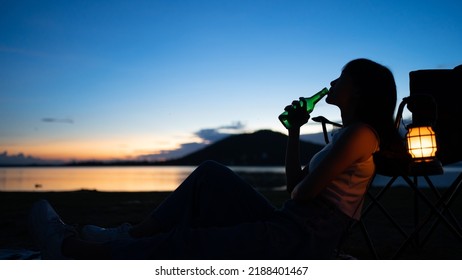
[
  {"x1": 0, "y1": 166, "x2": 286, "y2": 192},
  {"x1": 2, "y1": 164, "x2": 460, "y2": 192},
  {"x1": 0, "y1": 166, "x2": 197, "y2": 192}
]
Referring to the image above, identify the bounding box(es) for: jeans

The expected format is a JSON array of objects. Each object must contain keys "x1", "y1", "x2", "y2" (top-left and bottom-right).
[{"x1": 109, "y1": 161, "x2": 351, "y2": 259}]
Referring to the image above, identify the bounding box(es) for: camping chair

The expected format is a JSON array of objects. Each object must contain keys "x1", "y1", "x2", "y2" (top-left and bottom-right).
[
  {"x1": 388, "y1": 65, "x2": 462, "y2": 258},
  {"x1": 313, "y1": 64, "x2": 462, "y2": 259}
]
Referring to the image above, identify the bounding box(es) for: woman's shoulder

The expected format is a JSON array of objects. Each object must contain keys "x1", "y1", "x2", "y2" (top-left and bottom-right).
[
  {"x1": 321, "y1": 122, "x2": 380, "y2": 165},
  {"x1": 338, "y1": 122, "x2": 379, "y2": 141},
  {"x1": 335, "y1": 123, "x2": 380, "y2": 153}
]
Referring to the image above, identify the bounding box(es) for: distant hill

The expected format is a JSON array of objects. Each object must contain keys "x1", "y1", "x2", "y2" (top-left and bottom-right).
[
  {"x1": 0, "y1": 151, "x2": 64, "y2": 166},
  {"x1": 165, "y1": 130, "x2": 324, "y2": 166}
]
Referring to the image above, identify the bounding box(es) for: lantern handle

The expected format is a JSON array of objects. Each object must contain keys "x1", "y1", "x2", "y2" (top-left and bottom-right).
[{"x1": 395, "y1": 97, "x2": 410, "y2": 129}]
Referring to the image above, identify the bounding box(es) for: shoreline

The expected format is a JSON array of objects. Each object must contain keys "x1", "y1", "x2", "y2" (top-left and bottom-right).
[{"x1": 1, "y1": 187, "x2": 461, "y2": 260}]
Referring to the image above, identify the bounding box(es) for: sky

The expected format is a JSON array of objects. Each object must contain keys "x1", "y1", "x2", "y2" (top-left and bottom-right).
[{"x1": 1, "y1": 0, "x2": 462, "y2": 163}]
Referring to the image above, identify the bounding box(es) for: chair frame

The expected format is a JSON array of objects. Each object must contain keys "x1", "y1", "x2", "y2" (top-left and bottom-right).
[{"x1": 313, "y1": 109, "x2": 462, "y2": 259}]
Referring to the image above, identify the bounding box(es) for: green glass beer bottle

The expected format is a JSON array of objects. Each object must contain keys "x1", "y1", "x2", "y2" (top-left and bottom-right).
[{"x1": 278, "y1": 87, "x2": 329, "y2": 129}]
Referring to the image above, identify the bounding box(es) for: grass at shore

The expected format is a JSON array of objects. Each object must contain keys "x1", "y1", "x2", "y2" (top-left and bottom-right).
[{"x1": 1, "y1": 187, "x2": 461, "y2": 259}]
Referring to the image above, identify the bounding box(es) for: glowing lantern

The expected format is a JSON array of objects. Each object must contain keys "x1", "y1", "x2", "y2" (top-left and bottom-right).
[{"x1": 406, "y1": 125, "x2": 438, "y2": 160}]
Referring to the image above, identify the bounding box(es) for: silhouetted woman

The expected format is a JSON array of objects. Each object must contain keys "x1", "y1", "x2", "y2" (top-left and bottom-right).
[{"x1": 29, "y1": 58, "x2": 397, "y2": 259}]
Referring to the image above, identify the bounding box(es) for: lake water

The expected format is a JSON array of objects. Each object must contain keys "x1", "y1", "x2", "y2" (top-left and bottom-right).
[
  {"x1": 0, "y1": 166, "x2": 285, "y2": 192},
  {"x1": 0, "y1": 164, "x2": 461, "y2": 192}
]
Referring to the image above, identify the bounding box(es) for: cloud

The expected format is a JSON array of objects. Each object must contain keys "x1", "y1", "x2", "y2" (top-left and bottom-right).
[
  {"x1": 42, "y1": 118, "x2": 74, "y2": 124},
  {"x1": 194, "y1": 129, "x2": 230, "y2": 144},
  {"x1": 195, "y1": 121, "x2": 245, "y2": 143},
  {"x1": 217, "y1": 121, "x2": 245, "y2": 130},
  {"x1": 138, "y1": 142, "x2": 208, "y2": 162},
  {"x1": 138, "y1": 121, "x2": 246, "y2": 161}
]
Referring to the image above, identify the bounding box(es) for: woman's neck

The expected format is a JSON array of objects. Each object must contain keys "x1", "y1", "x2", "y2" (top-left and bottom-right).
[{"x1": 341, "y1": 111, "x2": 358, "y2": 126}]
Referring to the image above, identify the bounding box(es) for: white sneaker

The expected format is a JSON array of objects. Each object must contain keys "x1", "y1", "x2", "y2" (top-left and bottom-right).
[
  {"x1": 28, "y1": 200, "x2": 76, "y2": 259},
  {"x1": 80, "y1": 223, "x2": 133, "y2": 242}
]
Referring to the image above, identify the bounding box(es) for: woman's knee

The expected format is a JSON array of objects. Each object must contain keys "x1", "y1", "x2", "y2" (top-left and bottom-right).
[
  {"x1": 196, "y1": 160, "x2": 228, "y2": 174},
  {"x1": 193, "y1": 160, "x2": 238, "y2": 189}
]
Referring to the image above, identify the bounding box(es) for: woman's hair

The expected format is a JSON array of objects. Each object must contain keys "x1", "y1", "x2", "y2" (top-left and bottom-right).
[{"x1": 342, "y1": 58, "x2": 397, "y2": 150}]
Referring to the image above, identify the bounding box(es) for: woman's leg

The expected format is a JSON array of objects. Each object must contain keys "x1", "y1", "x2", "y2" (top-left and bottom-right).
[
  {"x1": 130, "y1": 160, "x2": 275, "y2": 237},
  {"x1": 64, "y1": 221, "x2": 273, "y2": 260},
  {"x1": 62, "y1": 237, "x2": 111, "y2": 259},
  {"x1": 110, "y1": 222, "x2": 274, "y2": 260}
]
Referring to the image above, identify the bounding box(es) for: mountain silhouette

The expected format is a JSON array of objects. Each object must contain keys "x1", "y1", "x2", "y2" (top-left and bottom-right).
[{"x1": 166, "y1": 130, "x2": 324, "y2": 166}]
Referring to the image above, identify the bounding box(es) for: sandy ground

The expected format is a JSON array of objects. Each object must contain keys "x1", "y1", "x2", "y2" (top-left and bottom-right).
[{"x1": 1, "y1": 187, "x2": 461, "y2": 260}]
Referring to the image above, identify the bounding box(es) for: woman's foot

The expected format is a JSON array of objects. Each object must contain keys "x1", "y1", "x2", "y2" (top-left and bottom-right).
[
  {"x1": 80, "y1": 223, "x2": 133, "y2": 242},
  {"x1": 28, "y1": 200, "x2": 77, "y2": 259}
]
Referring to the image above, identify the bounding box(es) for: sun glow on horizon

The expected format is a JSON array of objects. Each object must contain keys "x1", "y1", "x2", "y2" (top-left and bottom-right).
[
  {"x1": 2, "y1": 126, "x2": 329, "y2": 162},
  {"x1": 4, "y1": 135, "x2": 193, "y2": 162}
]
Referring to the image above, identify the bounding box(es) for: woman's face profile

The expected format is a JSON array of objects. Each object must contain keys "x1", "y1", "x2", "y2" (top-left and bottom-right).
[{"x1": 326, "y1": 71, "x2": 357, "y2": 109}]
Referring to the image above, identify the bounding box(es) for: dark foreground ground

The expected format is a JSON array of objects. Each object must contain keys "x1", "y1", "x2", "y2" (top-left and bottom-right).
[{"x1": 1, "y1": 186, "x2": 461, "y2": 260}]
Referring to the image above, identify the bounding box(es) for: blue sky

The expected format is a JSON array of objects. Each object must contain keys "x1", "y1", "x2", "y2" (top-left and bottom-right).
[{"x1": 1, "y1": 0, "x2": 461, "y2": 162}]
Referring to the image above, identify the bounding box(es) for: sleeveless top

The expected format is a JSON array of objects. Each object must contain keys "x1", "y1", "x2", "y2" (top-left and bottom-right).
[{"x1": 309, "y1": 125, "x2": 379, "y2": 220}]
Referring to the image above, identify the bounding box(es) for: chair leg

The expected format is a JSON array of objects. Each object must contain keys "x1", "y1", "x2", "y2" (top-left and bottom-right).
[
  {"x1": 362, "y1": 176, "x2": 409, "y2": 239},
  {"x1": 393, "y1": 175, "x2": 462, "y2": 258},
  {"x1": 365, "y1": 191, "x2": 409, "y2": 239},
  {"x1": 420, "y1": 174, "x2": 462, "y2": 246},
  {"x1": 425, "y1": 176, "x2": 460, "y2": 228},
  {"x1": 358, "y1": 220, "x2": 380, "y2": 259}
]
